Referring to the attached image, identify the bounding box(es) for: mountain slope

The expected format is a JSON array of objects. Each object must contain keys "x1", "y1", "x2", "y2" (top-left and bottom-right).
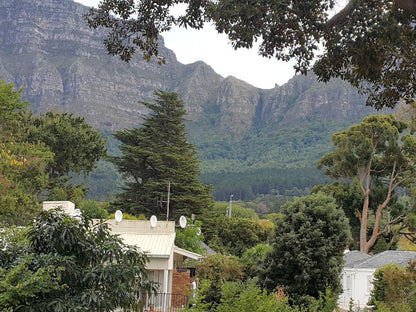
[{"x1": 0, "y1": 0, "x2": 393, "y2": 201}]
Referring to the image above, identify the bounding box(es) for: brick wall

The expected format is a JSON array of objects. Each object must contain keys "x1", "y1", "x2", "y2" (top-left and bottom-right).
[{"x1": 172, "y1": 269, "x2": 191, "y2": 295}]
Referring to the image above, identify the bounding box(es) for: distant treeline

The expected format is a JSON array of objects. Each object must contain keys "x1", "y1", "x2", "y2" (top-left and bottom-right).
[
  {"x1": 201, "y1": 166, "x2": 326, "y2": 201},
  {"x1": 80, "y1": 120, "x2": 355, "y2": 202}
]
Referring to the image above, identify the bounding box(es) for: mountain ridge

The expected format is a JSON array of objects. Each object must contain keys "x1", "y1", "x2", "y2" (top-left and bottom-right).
[{"x1": 0, "y1": 0, "x2": 393, "y2": 201}]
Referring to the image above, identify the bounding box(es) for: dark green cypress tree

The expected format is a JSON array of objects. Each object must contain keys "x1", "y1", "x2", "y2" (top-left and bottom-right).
[{"x1": 111, "y1": 90, "x2": 213, "y2": 221}]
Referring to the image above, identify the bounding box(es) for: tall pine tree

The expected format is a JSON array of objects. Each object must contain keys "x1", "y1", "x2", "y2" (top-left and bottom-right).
[{"x1": 111, "y1": 90, "x2": 213, "y2": 220}]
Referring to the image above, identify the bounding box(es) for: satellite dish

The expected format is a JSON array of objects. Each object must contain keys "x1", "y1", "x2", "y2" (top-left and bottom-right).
[
  {"x1": 115, "y1": 210, "x2": 123, "y2": 223},
  {"x1": 150, "y1": 215, "x2": 158, "y2": 228},
  {"x1": 179, "y1": 215, "x2": 187, "y2": 228},
  {"x1": 73, "y1": 208, "x2": 82, "y2": 220}
]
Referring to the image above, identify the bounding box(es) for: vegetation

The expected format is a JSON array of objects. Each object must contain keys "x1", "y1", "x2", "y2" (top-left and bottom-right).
[
  {"x1": 194, "y1": 254, "x2": 246, "y2": 308},
  {"x1": 23, "y1": 111, "x2": 107, "y2": 190},
  {"x1": 192, "y1": 120, "x2": 343, "y2": 202},
  {"x1": 369, "y1": 261, "x2": 416, "y2": 311},
  {"x1": 187, "y1": 279, "x2": 339, "y2": 312},
  {"x1": 240, "y1": 244, "x2": 273, "y2": 279},
  {"x1": 84, "y1": 120, "x2": 334, "y2": 203},
  {"x1": 0, "y1": 209, "x2": 157, "y2": 311},
  {"x1": 78, "y1": 199, "x2": 109, "y2": 219},
  {"x1": 318, "y1": 114, "x2": 416, "y2": 253},
  {"x1": 3, "y1": 79, "x2": 416, "y2": 310},
  {"x1": 175, "y1": 218, "x2": 206, "y2": 254},
  {"x1": 260, "y1": 192, "x2": 350, "y2": 305},
  {"x1": 110, "y1": 90, "x2": 213, "y2": 221},
  {"x1": 204, "y1": 217, "x2": 272, "y2": 257},
  {"x1": 0, "y1": 80, "x2": 107, "y2": 225},
  {"x1": 0, "y1": 80, "x2": 53, "y2": 225},
  {"x1": 86, "y1": 0, "x2": 416, "y2": 109}
]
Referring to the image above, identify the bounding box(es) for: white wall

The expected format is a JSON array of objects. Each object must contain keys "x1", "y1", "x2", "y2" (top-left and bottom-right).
[
  {"x1": 338, "y1": 268, "x2": 376, "y2": 310},
  {"x1": 42, "y1": 201, "x2": 75, "y2": 216}
]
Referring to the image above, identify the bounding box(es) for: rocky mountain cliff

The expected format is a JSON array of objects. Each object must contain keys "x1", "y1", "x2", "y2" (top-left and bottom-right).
[
  {"x1": 0, "y1": 0, "x2": 379, "y2": 133},
  {"x1": 0, "y1": 0, "x2": 392, "y2": 201}
]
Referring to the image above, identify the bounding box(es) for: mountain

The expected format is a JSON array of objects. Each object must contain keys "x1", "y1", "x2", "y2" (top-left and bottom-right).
[{"x1": 0, "y1": 0, "x2": 393, "y2": 202}]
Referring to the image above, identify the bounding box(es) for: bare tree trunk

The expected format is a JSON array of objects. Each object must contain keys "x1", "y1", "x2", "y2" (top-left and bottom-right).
[
  {"x1": 360, "y1": 191, "x2": 370, "y2": 253},
  {"x1": 359, "y1": 160, "x2": 373, "y2": 253},
  {"x1": 361, "y1": 162, "x2": 396, "y2": 253},
  {"x1": 364, "y1": 204, "x2": 385, "y2": 252}
]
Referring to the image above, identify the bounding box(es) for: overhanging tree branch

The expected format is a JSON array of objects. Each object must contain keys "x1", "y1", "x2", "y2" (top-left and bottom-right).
[{"x1": 326, "y1": 0, "x2": 361, "y2": 29}]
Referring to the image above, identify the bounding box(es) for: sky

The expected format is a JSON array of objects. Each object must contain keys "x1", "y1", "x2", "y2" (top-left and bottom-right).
[
  {"x1": 75, "y1": 0, "x2": 298, "y2": 89},
  {"x1": 75, "y1": 1, "x2": 347, "y2": 89}
]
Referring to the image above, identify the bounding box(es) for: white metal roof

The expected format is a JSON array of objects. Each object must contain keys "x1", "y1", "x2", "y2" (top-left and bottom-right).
[
  {"x1": 173, "y1": 246, "x2": 203, "y2": 260},
  {"x1": 98, "y1": 219, "x2": 202, "y2": 260},
  {"x1": 119, "y1": 233, "x2": 176, "y2": 258}
]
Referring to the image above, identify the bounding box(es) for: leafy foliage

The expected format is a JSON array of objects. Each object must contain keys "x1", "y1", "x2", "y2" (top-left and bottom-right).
[
  {"x1": 175, "y1": 219, "x2": 205, "y2": 254},
  {"x1": 0, "y1": 81, "x2": 54, "y2": 225},
  {"x1": 0, "y1": 80, "x2": 108, "y2": 225},
  {"x1": 0, "y1": 209, "x2": 157, "y2": 311},
  {"x1": 84, "y1": 118, "x2": 349, "y2": 203},
  {"x1": 369, "y1": 262, "x2": 416, "y2": 311},
  {"x1": 23, "y1": 111, "x2": 107, "y2": 189},
  {"x1": 186, "y1": 279, "x2": 339, "y2": 312},
  {"x1": 318, "y1": 114, "x2": 416, "y2": 253},
  {"x1": 240, "y1": 243, "x2": 273, "y2": 279},
  {"x1": 110, "y1": 90, "x2": 213, "y2": 220},
  {"x1": 212, "y1": 201, "x2": 258, "y2": 219},
  {"x1": 85, "y1": 0, "x2": 416, "y2": 108},
  {"x1": 260, "y1": 192, "x2": 350, "y2": 305},
  {"x1": 0, "y1": 79, "x2": 28, "y2": 126},
  {"x1": 78, "y1": 199, "x2": 109, "y2": 219},
  {"x1": 195, "y1": 254, "x2": 245, "y2": 308},
  {"x1": 203, "y1": 217, "x2": 272, "y2": 257},
  {"x1": 311, "y1": 182, "x2": 366, "y2": 249},
  {"x1": 215, "y1": 280, "x2": 294, "y2": 312}
]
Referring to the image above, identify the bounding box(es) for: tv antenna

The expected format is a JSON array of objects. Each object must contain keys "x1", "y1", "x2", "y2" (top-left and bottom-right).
[{"x1": 157, "y1": 182, "x2": 171, "y2": 221}]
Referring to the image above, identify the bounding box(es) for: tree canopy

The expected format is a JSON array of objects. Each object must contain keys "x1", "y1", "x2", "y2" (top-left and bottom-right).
[
  {"x1": 0, "y1": 209, "x2": 157, "y2": 311},
  {"x1": 260, "y1": 192, "x2": 350, "y2": 305},
  {"x1": 318, "y1": 114, "x2": 416, "y2": 253},
  {"x1": 203, "y1": 217, "x2": 272, "y2": 257},
  {"x1": 0, "y1": 80, "x2": 107, "y2": 225},
  {"x1": 110, "y1": 90, "x2": 213, "y2": 220},
  {"x1": 85, "y1": 0, "x2": 416, "y2": 108},
  {"x1": 369, "y1": 261, "x2": 416, "y2": 311},
  {"x1": 0, "y1": 81, "x2": 53, "y2": 225},
  {"x1": 23, "y1": 111, "x2": 107, "y2": 189}
]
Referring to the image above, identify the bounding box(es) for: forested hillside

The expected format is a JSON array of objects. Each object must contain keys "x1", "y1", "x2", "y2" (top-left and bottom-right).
[{"x1": 0, "y1": 0, "x2": 394, "y2": 202}]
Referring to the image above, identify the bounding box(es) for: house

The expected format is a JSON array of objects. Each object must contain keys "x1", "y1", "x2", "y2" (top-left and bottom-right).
[
  {"x1": 106, "y1": 218, "x2": 203, "y2": 311},
  {"x1": 43, "y1": 201, "x2": 203, "y2": 312},
  {"x1": 338, "y1": 250, "x2": 416, "y2": 310}
]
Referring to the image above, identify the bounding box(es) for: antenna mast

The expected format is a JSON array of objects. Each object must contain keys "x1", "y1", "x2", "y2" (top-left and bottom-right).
[
  {"x1": 166, "y1": 181, "x2": 170, "y2": 221},
  {"x1": 228, "y1": 194, "x2": 233, "y2": 218}
]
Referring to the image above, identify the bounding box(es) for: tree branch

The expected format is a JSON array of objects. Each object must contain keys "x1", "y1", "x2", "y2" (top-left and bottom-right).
[
  {"x1": 326, "y1": 0, "x2": 416, "y2": 30},
  {"x1": 326, "y1": 0, "x2": 359, "y2": 29},
  {"x1": 395, "y1": 0, "x2": 416, "y2": 15},
  {"x1": 378, "y1": 211, "x2": 407, "y2": 237}
]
